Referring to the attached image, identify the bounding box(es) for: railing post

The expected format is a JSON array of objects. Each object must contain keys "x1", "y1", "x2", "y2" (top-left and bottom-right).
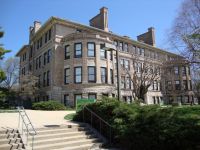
[
  {"x1": 100, "y1": 120, "x2": 101, "y2": 134},
  {"x1": 32, "y1": 135, "x2": 34, "y2": 150},
  {"x1": 91, "y1": 112, "x2": 92, "y2": 127},
  {"x1": 83, "y1": 107, "x2": 85, "y2": 122},
  {"x1": 109, "y1": 126, "x2": 111, "y2": 144},
  {"x1": 26, "y1": 127, "x2": 28, "y2": 145}
]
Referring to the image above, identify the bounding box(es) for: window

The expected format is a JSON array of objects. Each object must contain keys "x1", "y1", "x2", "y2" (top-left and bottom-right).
[
  {"x1": 88, "y1": 93, "x2": 96, "y2": 100},
  {"x1": 39, "y1": 37, "x2": 42, "y2": 47},
  {"x1": 47, "y1": 70, "x2": 50, "y2": 86},
  {"x1": 38, "y1": 75, "x2": 41, "y2": 87},
  {"x1": 87, "y1": 42, "x2": 95, "y2": 57},
  {"x1": 64, "y1": 68, "x2": 70, "y2": 84},
  {"x1": 124, "y1": 43, "x2": 128, "y2": 52},
  {"x1": 43, "y1": 72, "x2": 46, "y2": 87},
  {"x1": 45, "y1": 32, "x2": 48, "y2": 43},
  {"x1": 175, "y1": 80, "x2": 180, "y2": 90},
  {"x1": 74, "y1": 94, "x2": 82, "y2": 106},
  {"x1": 44, "y1": 52, "x2": 47, "y2": 65},
  {"x1": 183, "y1": 80, "x2": 187, "y2": 90},
  {"x1": 24, "y1": 52, "x2": 26, "y2": 61},
  {"x1": 29, "y1": 46, "x2": 33, "y2": 58},
  {"x1": 119, "y1": 42, "x2": 123, "y2": 51},
  {"x1": 36, "y1": 58, "x2": 39, "y2": 69},
  {"x1": 167, "y1": 81, "x2": 172, "y2": 90},
  {"x1": 182, "y1": 66, "x2": 186, "y2": 75},
  {"x1": 135, "y1": 62, "x2": 142, "y2": 73},
  {"x1": 37, "y1": 40, "x2": 39, "y2": 49},
  {"x1": 174, "y1": 66, "x2": 179, "y2": 75},
  {"x1": 153, "y1": 81, "x2": 158, "y2": 90},
  {"x1": 47, "y1": 49, "x2": 51, "y2": 63},
  {"x1": 126, "y1": 77, "x2": 131, "y2": 89},
  {"x1": 101, "y1": 67, "x2": 107, "y2": 83},
  {"x1": 121, "y1": 76, "x2": 125, "y2": 89},
  {"x1": 114, "y1": 41, "x2": 118, "y2": 46},
  {"x1": 109, "y1": 51, "x2": 113, "y2": 60},
  {"x1": 141, "y1": 48, "x2": 145, "y2": 56},
  {"x1": 100, "y1": 44, "x2": 107, "y2": 59},
  {"x1": 39, "y1": 56, "x2": 41, "y2": 68},
  {"x1": 124, "y1": 60, "x2": 130, "y2": 70},
  {"x1": 110, "y1": 69, "x2": 114, "y2": 84},
  {"x1": 64, "y1": 94, "x2": 69, "y2": 106},
  {"x1": 74, "y1": 43, "x2": 82, "y2": 58},
  {"x1": 74, "y1": 67, "x2": 82, "y2": 83},
  {"x1": 88, "y1": 66, "x2": 96, "y2": 82},
  {"x1": 65, "y1": 45, "x2": 70, "y2": 59},
  {"x1": 48, "y1": 28, "x2": 51, "y2": 40},
  {"x1": 132, "y1": 46, "x2": 136, "y2": 54},
  {"x1": 120, "y1": 59, "x2": 124, "y2": 67}
]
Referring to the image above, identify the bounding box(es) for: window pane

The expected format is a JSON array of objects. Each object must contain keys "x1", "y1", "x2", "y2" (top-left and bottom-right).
[
  {"x1": 75, "y1": 95, "x2": 82, "y2": 101},
  {"x1": 101, "y1": 67, "x2": 107, "y2": 83},
  {"x1": 88, "y1": 43, "x2": 95, "y2": 57},
  {"x1": 75, "y1": 67, "x2": 82, "y2": 83},
  {"x1": 75, "y1": 43, "x2": 82, "y2": 57},
  {"x1": 76, "y1": 44, "x2": 81, "y2": 50},
  {"x1": 88, "y1": 43, "x2": 94, "y2": 49},
  {"x1": 76, "y1": 76, "x2": 81, "y2": 82},
  {"x1": 88, "y1": 94, "x2": 96, "y2": 99}
]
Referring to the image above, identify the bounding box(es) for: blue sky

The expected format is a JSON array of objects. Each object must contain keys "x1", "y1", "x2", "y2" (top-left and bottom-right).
[{"x1": 1, "y1": 0, "x2": 183, "y2": 59}]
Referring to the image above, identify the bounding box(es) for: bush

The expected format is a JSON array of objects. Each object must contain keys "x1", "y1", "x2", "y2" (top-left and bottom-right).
[
  {"x1": 32, "y1": 100, "x2": 66, "y2": 110},
  {"x1": 73, "y1": 98, "x2": 200, "y2": 150}
]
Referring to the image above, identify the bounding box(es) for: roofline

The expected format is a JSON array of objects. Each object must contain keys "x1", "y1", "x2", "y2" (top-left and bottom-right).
[
  {"x1": 16, "y1": 45, "x2": 29, "y2": 57},
  {"x1": 17, "y1": 16, "x2": 180, "y2": 57}
]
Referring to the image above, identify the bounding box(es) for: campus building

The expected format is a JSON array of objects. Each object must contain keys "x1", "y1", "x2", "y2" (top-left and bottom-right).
[{"x1": 16, "y1": 7, "x2": 194, "y2": 106}]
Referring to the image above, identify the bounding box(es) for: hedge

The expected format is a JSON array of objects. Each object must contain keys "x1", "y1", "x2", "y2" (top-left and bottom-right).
[
  {"x1": 32, "y1": 100, "x2": 66, "y2": 110},
  {"x1": 73, "y1": 98, "x2": 200, "y2": 150}
]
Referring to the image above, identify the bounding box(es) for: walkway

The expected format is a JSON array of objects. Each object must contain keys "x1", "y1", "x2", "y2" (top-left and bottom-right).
[{"x1": 0, "y1": 110, "x2": 76, "y2": 129}]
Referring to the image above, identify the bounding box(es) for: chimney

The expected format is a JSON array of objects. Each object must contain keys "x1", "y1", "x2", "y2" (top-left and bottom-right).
[
  {"x1": 137, "y1": 27, "x2": 156, "y2": 46},
  {"x1": 89, "y1": 7, "x2": 109, "y2": 32},
  {"x1": 34, "y1": 21, "x2": 41, "y2": 33}
]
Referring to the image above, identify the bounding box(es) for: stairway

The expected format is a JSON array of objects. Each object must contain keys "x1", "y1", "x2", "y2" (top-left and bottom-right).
[
  {"x1": 0, "y1": 127, "x2": 25, "y2": 150},
  {"x1": 0, "y1": 124, "x2": 106, "y2": 150},
  {"x1": 31, "y1": 124, "x2": 105, "y2": 150}
]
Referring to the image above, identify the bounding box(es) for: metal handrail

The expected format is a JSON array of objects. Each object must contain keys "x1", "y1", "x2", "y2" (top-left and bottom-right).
[
  {"x1": 83, "y1": 106, "x2": 113, "y2": 144},
  {"x1": 17, "y1": 106, "x2": 37, "y2": 150}
]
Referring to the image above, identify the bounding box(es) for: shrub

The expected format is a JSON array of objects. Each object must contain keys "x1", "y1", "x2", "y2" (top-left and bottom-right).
[
  {"x1": 32, "y1": 100, "x2": 66, "y2": 110},
  {"x1": 73, "y1": 98, "x2": 200, "y2": 150}
]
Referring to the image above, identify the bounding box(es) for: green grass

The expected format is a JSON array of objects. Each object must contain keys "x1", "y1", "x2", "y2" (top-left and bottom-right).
[
  {"x1": 64, "y1": 113, "x2": 76, "y2": 120},
  {"x1": 0, "y1": 109, "x2": 18, "y2": 113}
]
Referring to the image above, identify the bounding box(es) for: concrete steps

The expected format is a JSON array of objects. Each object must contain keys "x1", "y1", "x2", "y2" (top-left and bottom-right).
[
  {"x1": 30, "y1": 124, "x2": 105, "y2": 150},
  {"x1": 0, "y1": 128, "x2": 25, "y2": 150},
  {"x1": 0, "y1": 124, "x2": 107, "y2": 150}
]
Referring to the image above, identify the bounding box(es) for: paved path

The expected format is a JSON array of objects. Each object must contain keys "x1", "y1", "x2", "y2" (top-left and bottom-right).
[{"x1": 0, "y1": 110, "x2": 76, "y2": 129}]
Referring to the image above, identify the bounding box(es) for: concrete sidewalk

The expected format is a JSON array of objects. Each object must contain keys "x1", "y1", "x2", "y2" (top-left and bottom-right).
[{"x1": 0, "y1": 110, "x2": 76, "y2": 129}]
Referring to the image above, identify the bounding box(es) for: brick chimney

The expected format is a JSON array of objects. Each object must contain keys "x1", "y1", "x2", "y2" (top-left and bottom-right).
[
  {"x1": 137, "y1": 27, "x2": 156, "y2": 46},
  {"x1": 34, "y1": 21, "x2": 41, "y2": 33},
  {"x1": 89, "y1": 7, "x2": 109, "y2": 32}
]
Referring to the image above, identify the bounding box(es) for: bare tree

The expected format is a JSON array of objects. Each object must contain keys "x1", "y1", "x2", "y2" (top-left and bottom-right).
[
  {"x1": 20, "y1": 72, "x2": 39, "y2": 99},
  {"x1": 169, "y1": 0, "x2": 200, "y2": 65},
  {"x1": 0, "y1": 57, "x2": 19, "y2": 90},
  {"x1": 125, "y1": 56, "x2": 160, "y2": 102}
]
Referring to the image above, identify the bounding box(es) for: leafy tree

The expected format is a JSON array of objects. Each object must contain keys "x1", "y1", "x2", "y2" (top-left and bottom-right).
[{"x1": 0, "y1": 28, "x2": 11, "y2": 82}]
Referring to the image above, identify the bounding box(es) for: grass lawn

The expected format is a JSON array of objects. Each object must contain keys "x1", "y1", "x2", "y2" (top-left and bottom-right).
[
  {"x1": 0, "y1": 109, "x2": 18, "y2": 113},
  {"x1": 64, "y1": 113, "x2": 76, "y2": 120}
]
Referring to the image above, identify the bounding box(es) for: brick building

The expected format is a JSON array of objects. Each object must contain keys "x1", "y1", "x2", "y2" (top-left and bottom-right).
[{"x1": 16, "y1": 7, "x2": 195, "y2": 106}]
